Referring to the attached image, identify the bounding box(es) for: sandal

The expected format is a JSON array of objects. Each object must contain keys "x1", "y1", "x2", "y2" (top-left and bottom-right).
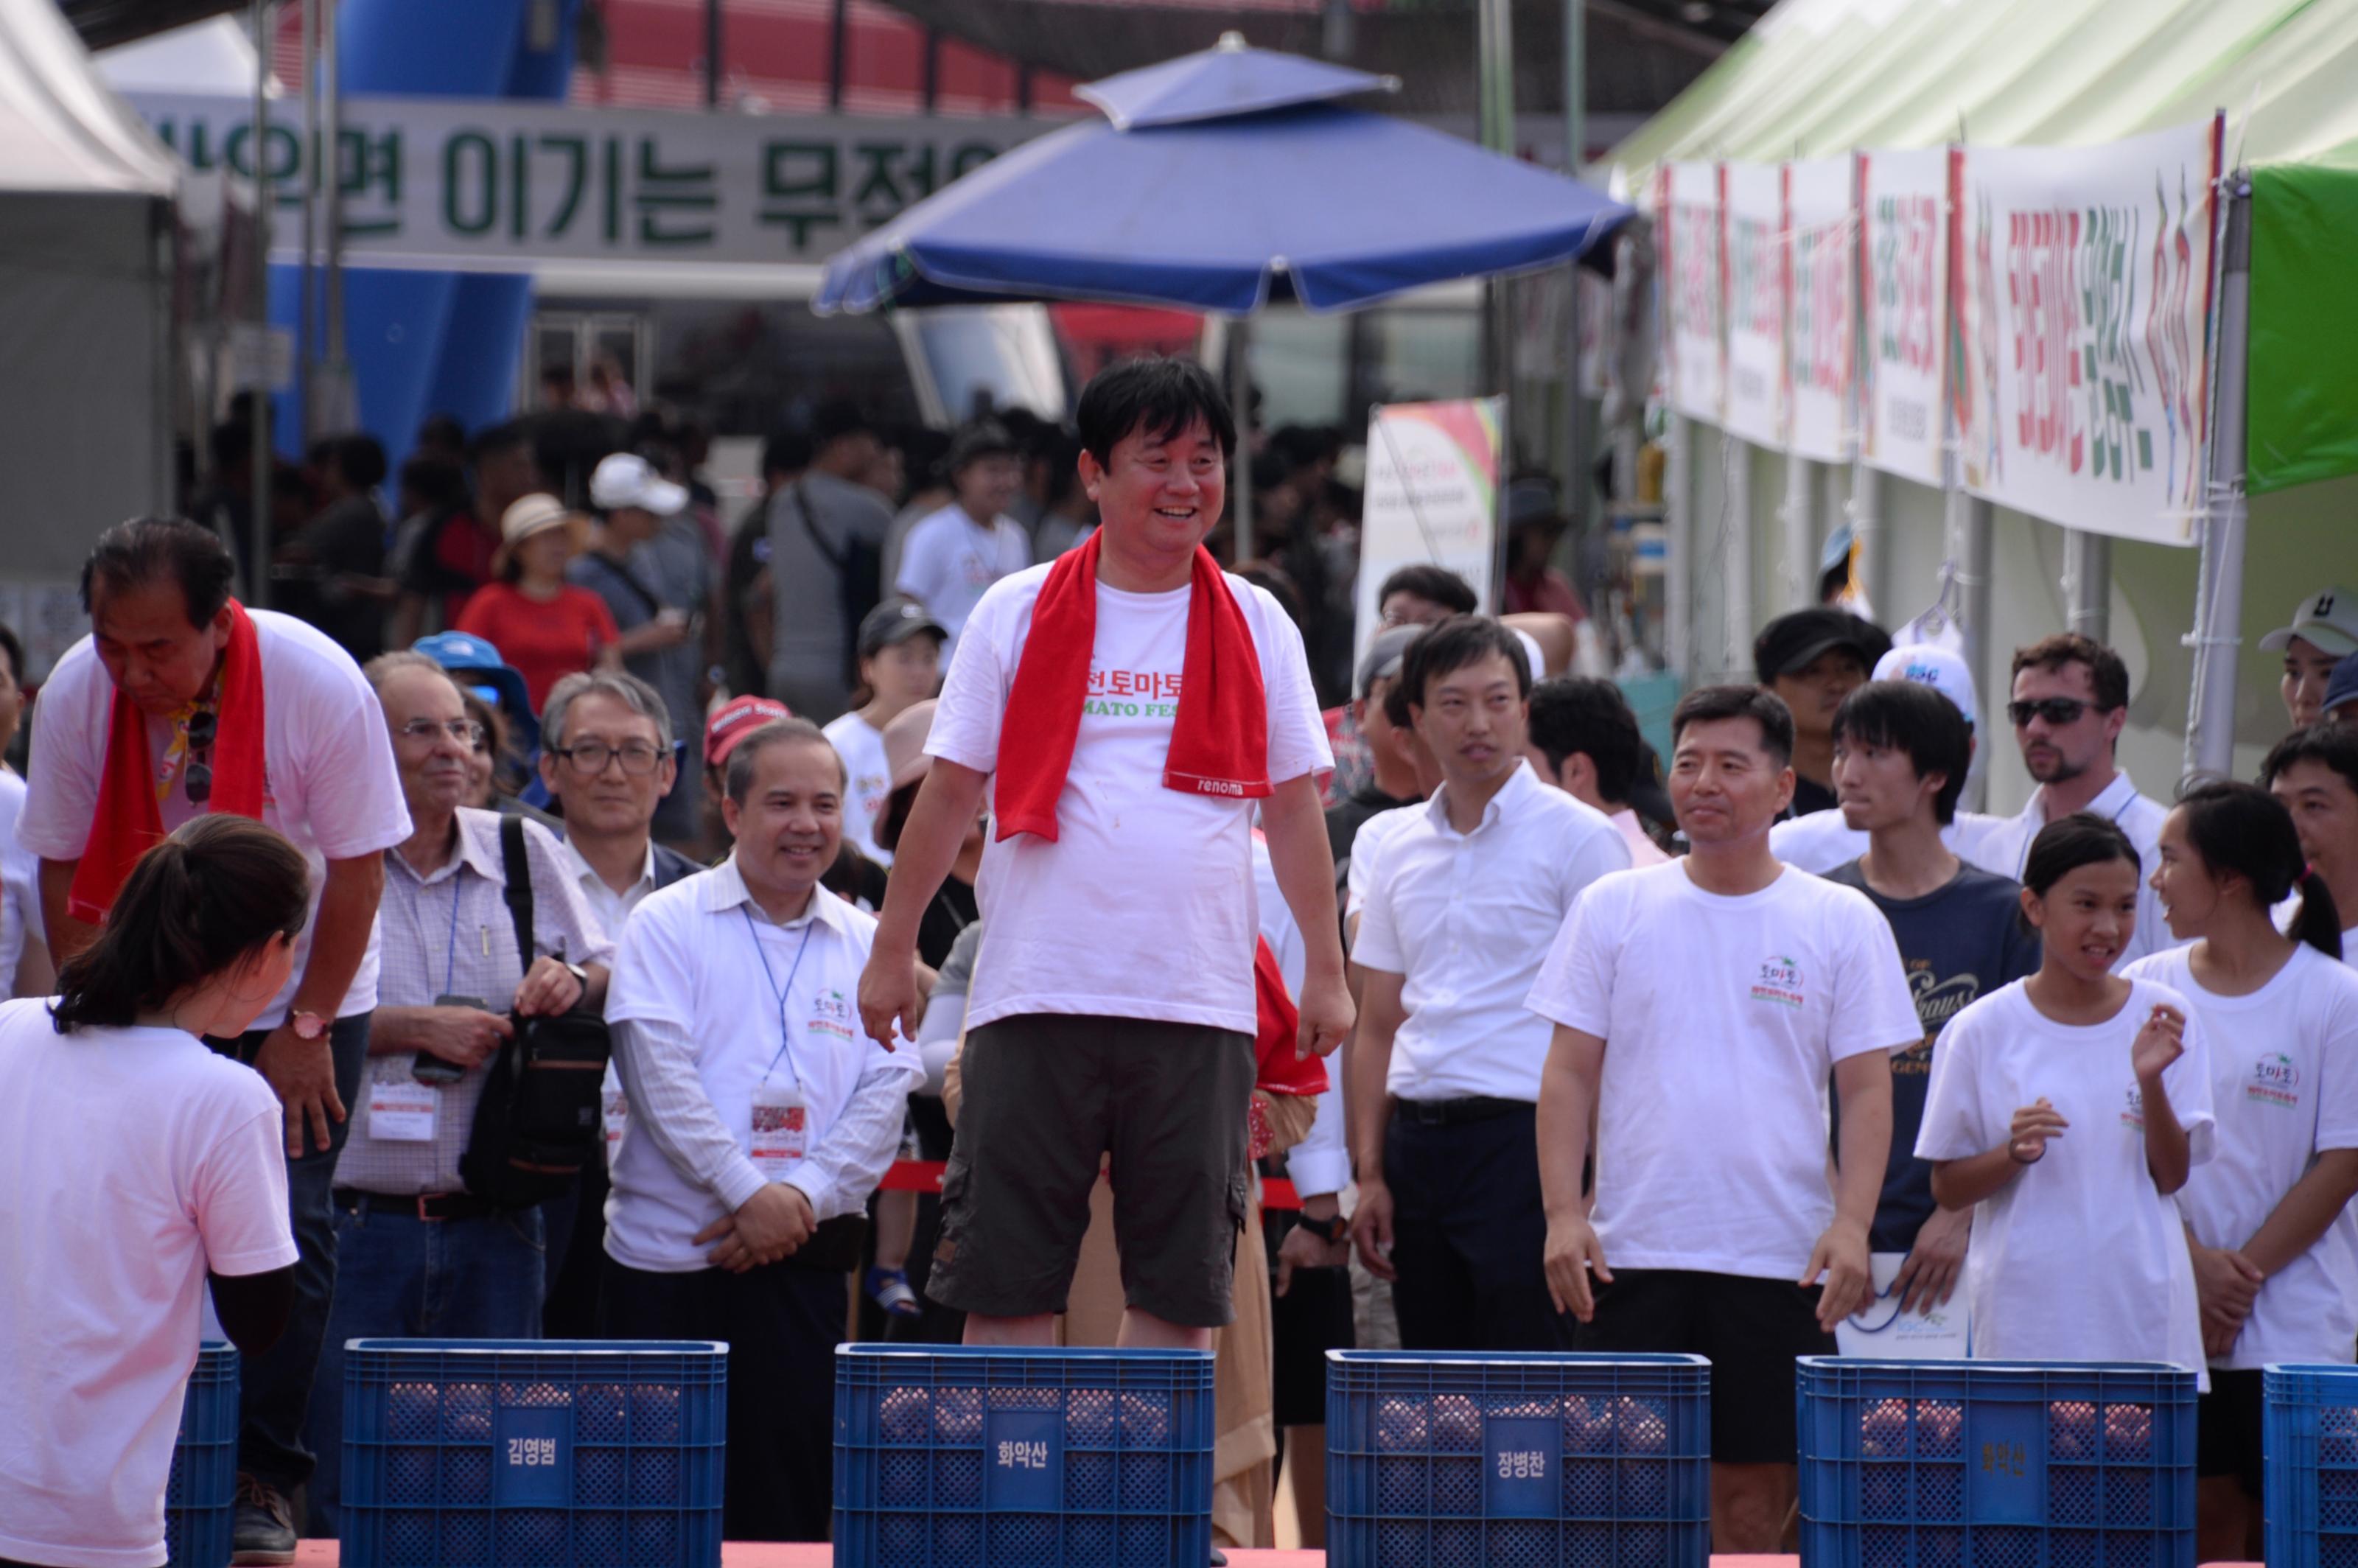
[{"x1": 866, "y1": 1266, "x2": 922, "y2": 1317}]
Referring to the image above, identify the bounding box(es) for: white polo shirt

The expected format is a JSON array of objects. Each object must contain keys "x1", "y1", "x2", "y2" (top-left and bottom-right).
[
  {"x1": 21, "y1": 610, "x2": 413, "y2": 1023},
  {"x1": 602, "y1": 858, "x2": 923, "y2": 1273},
  {"x1": 1355, "y1": 762, "x2": 1631, "y2": 1103},
  {"x1": 1982, "y1": 771, "x2": 2174, "y2": 970}
]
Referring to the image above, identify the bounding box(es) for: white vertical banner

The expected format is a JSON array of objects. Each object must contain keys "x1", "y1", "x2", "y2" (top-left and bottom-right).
[
  {"x1": 1951, "y1": 117, "x2": 2223, "y2": 546},
  {"x1": 1722, "y1": 161, "x2": 1786, "y2": 447},
  {"x1": 1661, "y1": 161, "x2": 1726, "y2": 423},
  {"x1": 1575, "y1": 267, "x2": 1613, "y2": 398},
  {"x1": 1354, "y1": 399, "x2": 1506, "y2": 662},
  {"x1": 1788, "y1": 156, "x2": 1857, "y2": 463},
  {"x1": 1858, "y1": 146, "x2": 1951, "y2": 486}
]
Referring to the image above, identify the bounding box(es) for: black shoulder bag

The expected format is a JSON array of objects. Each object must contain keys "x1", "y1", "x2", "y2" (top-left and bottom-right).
[
  {"x1": 794, "y1": 478, "x2": 884, "y2": 680},
  {"x1": 459, "y1": 816, "x2": 613, "y2": 1208}
]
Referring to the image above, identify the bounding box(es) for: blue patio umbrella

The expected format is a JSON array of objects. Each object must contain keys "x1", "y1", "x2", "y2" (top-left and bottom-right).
[{"x1": 814, "y1": 35, "x2": 1636, "y2": 318}]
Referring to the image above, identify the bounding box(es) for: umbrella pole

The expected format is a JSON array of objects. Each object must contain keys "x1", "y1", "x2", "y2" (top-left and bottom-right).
[
  {"x1": 2186, "y1": 176, "x2": 2252, "y2": 786},
  {"x1": 1228, "y1": 315, "x2": 1255, "y2": 561}
]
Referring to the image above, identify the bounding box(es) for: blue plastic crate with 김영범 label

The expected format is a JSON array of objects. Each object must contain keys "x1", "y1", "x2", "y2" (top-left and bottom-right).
[
  {"x1": 1324, "y1": 1350, "x2": 1711, "y2": 1568},
  {"x1": 337, "y1": 1339, "x2": 725, "y2": 1568},
  {"x1": 833, "y1": 1345, "x2": 1216, "y2": 1568},
  {"x1": 2265, "y1": 1363, "x2": 2358, "y2": 1568},
  {"x1": 1797, "y1": 1358, "x2": 2196, "y2": 1568}
]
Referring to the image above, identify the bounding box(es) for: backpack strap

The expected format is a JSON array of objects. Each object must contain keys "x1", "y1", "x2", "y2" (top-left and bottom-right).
[{"x1": 500, "y1": 813, "x2": 536, "y2": 966}]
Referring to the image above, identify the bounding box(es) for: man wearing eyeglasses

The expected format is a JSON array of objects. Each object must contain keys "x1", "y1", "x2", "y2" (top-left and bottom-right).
[
  {"x1": 23, "y1": 518, "x2": 413, "y2": 1561},
  {"x1": 299, "y1": 651, "x2": 615, "y2": 1536},
  {"x1": 1991, "y1": 632, "x2": 2174, "y2": 969}
]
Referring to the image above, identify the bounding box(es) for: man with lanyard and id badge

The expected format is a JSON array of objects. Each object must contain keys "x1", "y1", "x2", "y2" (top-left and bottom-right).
[
  {"x1": 301, "y1": 652, "x2": 613, "y2": 1535},
  {"x1": 601, "y1": 716, "x2": 923, "y2": 1542}
]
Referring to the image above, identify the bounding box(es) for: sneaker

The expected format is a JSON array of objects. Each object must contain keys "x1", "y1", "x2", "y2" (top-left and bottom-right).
[
  {"x1": 231, "y1": 1473, "x2": 298, "y2": 1565},
  {"x1": 866, "y1": 1266, "x2": 922, "y2": 1317},
  {"x1": 1209, "y1": 1550, "x2": 1229, "y2": 1566}
]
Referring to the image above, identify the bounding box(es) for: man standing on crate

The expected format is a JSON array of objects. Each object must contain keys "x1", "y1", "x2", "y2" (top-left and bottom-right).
[
  {"x1": 20, "y1": 518, "x2": 413, "y2": 1565},
  {"x1": 603, "y1": 717, "x2": 924, "y2": 1540},
  {"x1": 858, "y1": 357, "x2": 1351, "y2": 1355},
  {"x1": 298, "y1": 652, "x2": 613, "y2": 1536},
  {"x1": 1527, "y1": 685, "x2": 1918, "y2": 1553}
]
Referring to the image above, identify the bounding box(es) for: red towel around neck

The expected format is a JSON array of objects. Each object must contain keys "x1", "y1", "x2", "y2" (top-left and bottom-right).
[
  {"x1": 67, "y1": 599, "x2": 270, "y2": 925},
  {"x1": 993, "y1": 530, "x2": 1269, "y2": 842}
]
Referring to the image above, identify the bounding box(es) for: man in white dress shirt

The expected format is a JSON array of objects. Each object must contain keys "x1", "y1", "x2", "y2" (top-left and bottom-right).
[
  {"x1": 602, "y1": 717, "x2": 922, "y2": 1541},
  {"x1": 1348, "y1": 617, "x2": 1631, "y2": 1349}
]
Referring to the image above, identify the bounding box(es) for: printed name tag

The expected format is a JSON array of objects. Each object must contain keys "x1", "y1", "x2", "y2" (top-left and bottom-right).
[
  {"x1": 749, "y1": 1081, "x2": 808, "y2": 1177},
  {"x1": 368, "y1": 1078, "x2": 438, "y2": 1142}
]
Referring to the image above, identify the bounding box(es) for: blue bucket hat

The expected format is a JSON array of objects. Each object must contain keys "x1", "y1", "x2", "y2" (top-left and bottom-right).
[{"x1": 412, "y1": 630, "x2": 539, "y2": 751}]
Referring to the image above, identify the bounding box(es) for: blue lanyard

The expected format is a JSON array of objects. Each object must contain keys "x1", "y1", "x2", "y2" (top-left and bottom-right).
[{"x1": 740, "y1": 905, "x2": 817, "y2": 1089}]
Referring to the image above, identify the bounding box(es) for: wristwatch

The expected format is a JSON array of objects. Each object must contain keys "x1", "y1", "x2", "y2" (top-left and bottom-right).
[
  {"x1": 290, "y1": 1009, "x2": 329, "y2": 1043},
  {"x1": 1294, "y1": 1211, "x2": 1348, "y2": 1245}
]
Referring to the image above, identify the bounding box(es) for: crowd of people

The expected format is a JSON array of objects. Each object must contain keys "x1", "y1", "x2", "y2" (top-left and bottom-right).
[{"x1": 4, "y1": 354, "x2": 2358, "y2": 1568}]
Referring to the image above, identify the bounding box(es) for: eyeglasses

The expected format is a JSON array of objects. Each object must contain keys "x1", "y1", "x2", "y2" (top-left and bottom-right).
[
  {"x1": 398, "y1": 717, "x2": 489, "y2": 746},
  {"x1": 183, "y1": 707, "x2": 217, "y2": 805},
  {"x1": 2007, "y1": 697, "x2": 2096, "y2": 729},
  {"x1": 556, "y1": 740, "x2": 665, "y2": 776}
]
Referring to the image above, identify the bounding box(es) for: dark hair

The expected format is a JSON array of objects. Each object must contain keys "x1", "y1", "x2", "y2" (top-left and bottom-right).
[
  {"x1": 1377, "y1": 564, "x2": 1479, "y2": 617},
  {"x1": 0, "y1": 621, "x2": 22, "y2": 687},
  {"x1": 878, "y1": 778, "x2": 920, "y2": 855},
  {"x1": 415, "y1": 412, "x2": 467, "y2": 457},
  {"x1": 1399, "y1": 614, "x2": 1530, "y2": 713},
  {"x1": 760, "y1": 426, "x2": 814, "y2": 480},
  {"x1": 2021, "y1": 812, "x2": 2141, "y2": 899},
  {"x1": 2175, "y1": 781, "x2": 2342, "y2": 959},
  {"x1": 1074, "y1": 358, "x2": 1236, "y2": 468},
  {"x1": 50, "y1": 816, "x2": 311, "y2": 1033},
  {"x1": 331, "y1": 433, "x2": 389, "y2": 491},
  {"x1": 468, "y1": 419, "x2": 532, "y2": 465},
  {"x1": 2012, "y1": 632, "x2": 2130, "y2": 713},
  {"x1": 2262, "y1": 721, "x2": 2358, "y2": 803},
  {"x1": 1833, "y1": 680, "x2": 1972, "y2": 825},
  {"x1": 398, "y1": 452, "x2": 469, "y2": 513},
  {"x1": 724, "y1": 716, "x2": 844, "y2": 803},
  {"x1": 1671, "y1": 684, "x2": 1796, "y2": 769},
  {"x1": 948, "y1": 419, "x2": 1018, "y2": 473},
  {"x1": 80, "y1": 517, "x2": 236, "y2": 626},
  {"x1": 1269, "y1": 424, "x2": 1342, "y2": 470},
  {"x1": 1528, "y1": 676, "x2": 1644, "y2": 805},
  {"x1": 811, "y1": 399, "x2": 875, "y2": 450}
]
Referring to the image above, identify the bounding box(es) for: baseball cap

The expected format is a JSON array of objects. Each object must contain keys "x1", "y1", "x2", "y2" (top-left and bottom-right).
[
  {"x1": 881, "y1": 699, "x2": 938, "y2": 794},
  {"x1": 704, "y1": 694, "x2": 791, "y2": 770},
  {"x1": 858, "y1": 598, "x2": 948, "y2": 662},
  {"x1": 1354, "y1": 624, "x2": 1424, "y2": 701},
  {"x1": 413, "y1": 630, "x2": 538, "y2": 749},
  {"x1": 1754, "y1": 607, "x2": 1892, "y2": 685},
  {"x1": 590, "y1": 452, "x2": 688, "y2": 517},
  {"x1": 1873, "y1": 643, "x2": 1980, "y2": 729},
  {"x1": 2259, "y1": 587, "x2": 2358, "y2": 659},
  {"x1": 2326, "y1": 651, "x2": 2358, "y2": 720}
]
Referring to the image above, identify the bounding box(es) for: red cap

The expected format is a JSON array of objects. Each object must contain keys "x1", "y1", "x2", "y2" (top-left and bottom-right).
[{"x1": 704, "y1": 694, "x2": 792, "y2": 769}]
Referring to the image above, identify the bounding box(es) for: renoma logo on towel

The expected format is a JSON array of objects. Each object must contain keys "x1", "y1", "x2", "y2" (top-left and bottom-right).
[{"x1": 1751, "y1": 956, "x2": 1805, "y2": 1009}]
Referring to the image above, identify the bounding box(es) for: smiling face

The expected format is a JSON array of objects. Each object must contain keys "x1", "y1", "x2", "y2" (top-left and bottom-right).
[
  {"x1": 1669, "y1": 714, "x2": 1794, "y2": 847},
  {"x1": 954, "y1": 452, "x2": 1023, "y2": 524},
  {"x1": 1412, "y1": 651, "x2": 1528, "y2": 796},
  {"x1": 722, "y1": 736, "x2": 844, "y2": 909},
  {"x1": 2284, "y1": 635, "x2": 2345, "y2": 730},
  {"x1": 542, "y1": 690, "x2": 674, "y2": 839},
  {"x1": 2149, "y1": 807, "x2": 2231, "y2": 941},
  {"x1": 1081, "y1": 416, "x2": 1226, "y2": 564},
  {"x1": 2024, "y1": 856, "x2": 2140, "y2": 981},
  {"x1": 380, "y1": 666, "x2": 474, "y2": 821}
]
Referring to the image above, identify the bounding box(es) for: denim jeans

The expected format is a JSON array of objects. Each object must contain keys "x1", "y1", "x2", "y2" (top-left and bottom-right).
[
  {"x1": 301, "y1": 1201, "x2": 545, "y2": 1536},
  {"x1": 208, "y1": 1012, "x2": 371, "y2": 1496}
]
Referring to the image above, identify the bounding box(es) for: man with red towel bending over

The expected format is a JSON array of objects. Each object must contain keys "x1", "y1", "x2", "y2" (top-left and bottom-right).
[{"x1": 860, "y1": 359, "x2": 1351, "y2": 1351}]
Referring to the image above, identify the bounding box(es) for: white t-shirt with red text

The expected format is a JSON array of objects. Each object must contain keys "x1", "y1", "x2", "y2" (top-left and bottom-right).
[{"x1": 927, "y1": 563, "x2": 1330, "y2": 1035}]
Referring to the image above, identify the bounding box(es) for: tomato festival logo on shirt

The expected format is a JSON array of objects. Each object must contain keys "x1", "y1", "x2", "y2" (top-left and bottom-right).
[
  {"x1": 1084, "y1": 665, "x2": 1183, "y2": 721},
  {"x1": 2121, "y1": 1085, "x2": 2145, "y2": 1132},
  {"x1": 809, "y1": 987, "x2": 856, "y2": 1042},
  {"x1": 1750, "y1": 955, "x2": 1805, "y2": 1009},
  {"x1": 2247, "y1": 1053, "x2": 2301, "y2": 1108}
]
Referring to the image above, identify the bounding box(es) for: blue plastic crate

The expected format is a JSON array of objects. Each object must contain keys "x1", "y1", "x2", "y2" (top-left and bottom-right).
[
  {"x1": 833, "y1": 1345, "x2": 1215, "y2": 1568},
  {"x1": 2264, "y1": 1363, "x2": 2358, "y2": 1568},
  {"x1": 164, "y1": 1341, "x2": 239, "y2": 1568},
  {"x1": 338, "y1": 1338, "x2": 726, "y2": 1568},
  {"x1": 1324, "y1": 1350, "x2": 1710, "y2": 1568},
  {"x1": 1797, "y1": 1358, "x2": 2197, "y2": 1568}
]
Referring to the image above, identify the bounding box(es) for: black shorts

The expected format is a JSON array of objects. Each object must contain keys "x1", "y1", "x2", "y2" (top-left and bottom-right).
[
  {"x1": 1573, "y1": 1267, "x2": 1834, "y2": 1465},
  {"x1": 2197, "y1": 1369, "x2": 2263, "y2": 1496},
  {"x1": 928, "y1": 1012, "x2": 1255, "y2": 1328}
]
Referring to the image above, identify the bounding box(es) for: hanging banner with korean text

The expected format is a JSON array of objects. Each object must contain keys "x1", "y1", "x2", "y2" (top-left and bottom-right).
[
  {"x1": 1354, "y1": 398, "x2": 1505, "y2": 662},
  {"x1": 1951, "y1": 117, "x2": 2223, "y2": 546},
  {"x1": 1787, "y1": 157, "x2": 1855, "y2": 463},
  {"x1": 1721, "y1": 161, "x2": 1786, "y2": 447},
  {"x1": 1659, "y1": 161, "x2": 1725, "y2": 422},
  {"x1": 1857, "y1": 146, "x2": 1950, "y2": 486},
  {"x1": 124, "y1": 91, "x2": 1046, "y2": 270}
]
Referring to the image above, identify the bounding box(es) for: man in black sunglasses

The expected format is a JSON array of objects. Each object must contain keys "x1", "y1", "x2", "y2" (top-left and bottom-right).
[{"x1": 1994, "y1": 631, "x2": 2172, "y2": 969}]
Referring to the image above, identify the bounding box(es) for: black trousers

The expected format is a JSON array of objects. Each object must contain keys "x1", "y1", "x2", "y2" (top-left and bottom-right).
[
  {"x1": 1384, "y1": 1102, "x2": 1573, "y2": 1352},
  {"x1": 598, "y1": 1236, "x2": 855, "y2": 1542}
]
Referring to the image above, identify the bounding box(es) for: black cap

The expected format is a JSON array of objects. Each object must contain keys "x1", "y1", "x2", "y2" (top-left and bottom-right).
[
  {"x1": 858, "y1": 597, "x2": 948, "y2": 661},
  {"x1": 1753, "y1": 607, "x2": 1892, "y2": 685}
]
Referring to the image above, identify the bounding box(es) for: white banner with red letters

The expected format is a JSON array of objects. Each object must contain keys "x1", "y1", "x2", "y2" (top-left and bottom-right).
[
  {"x1": 1659, "y1": 161, "x2": 1726, "y2": 422},
  {"x1": 1721, "y1": 161, "x2": 1787, "y2": 447},
  {"x1": 1786, "y1": 157, "x2": 1856, "y2": 463},
  {"x1": 1856, "y1": 146, "x2": 1951, "y2": 486},
  {"x1": 1951, "y1": 117, "x2": 2223, "y2": 545}
]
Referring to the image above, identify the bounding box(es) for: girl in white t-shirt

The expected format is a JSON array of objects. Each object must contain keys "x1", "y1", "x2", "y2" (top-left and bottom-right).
[
  {"x1": 1917, "y1": 813, "x2": 2214, "y2": 1384},
  {"x1": 0, "y1": 816, "x2": 310, "y2": 1568},
  {"x1": 2126, "y1": 781, "x2": 2358, "y2": 1560},
  {"x1": 823, "y1": 598, "x2": 945, "y2": 866}
]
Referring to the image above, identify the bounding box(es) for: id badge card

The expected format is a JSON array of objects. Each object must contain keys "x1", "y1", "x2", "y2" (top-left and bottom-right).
[
  {"x1": 368, "y1": 1074, "x2": 438, "y2": 1142},
  {"x1": 749, "y1": 1079, "x2": 808, "y2": 1177},
  {"x1": 1835, "y1": 1250, "x2": 1971, "y2": 1360}
]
